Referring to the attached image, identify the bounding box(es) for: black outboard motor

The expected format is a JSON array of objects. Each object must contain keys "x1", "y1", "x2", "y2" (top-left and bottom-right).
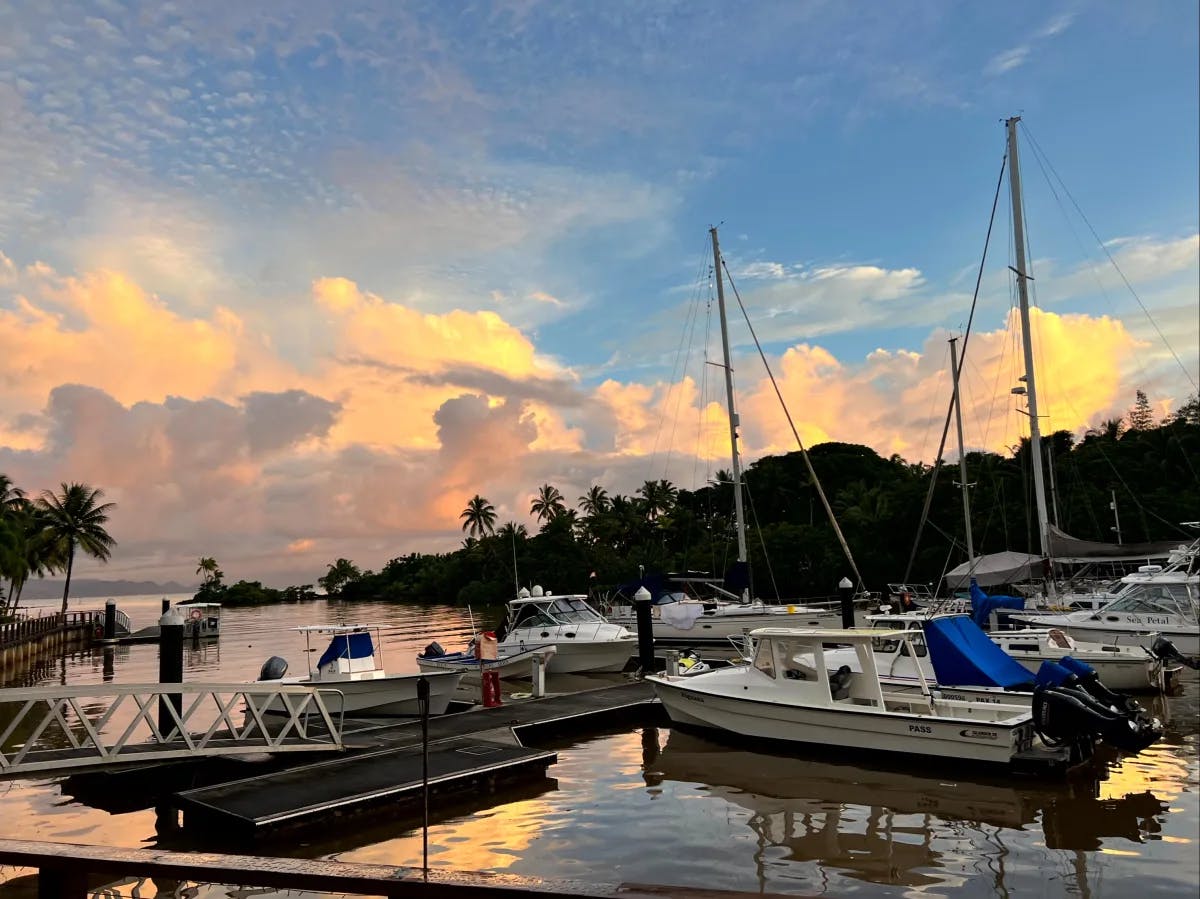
[
  {"x1": 258, "y1": 655, "x2": 288, "y2": 681},
  {"x1": 1150, "y1": 635, "x2": 1200, "y2": 670},
  {"x1": 421, "y1": 641, "x2": 446, "y2": 659},
  {"x1": 1032, "y1": 660, "x2": 1162, "y2": 755},
  {"x1": 1055, "y1": 655, "x2": 1144, "y2": 717}
]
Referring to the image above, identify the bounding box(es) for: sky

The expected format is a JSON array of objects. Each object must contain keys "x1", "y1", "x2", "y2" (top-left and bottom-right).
[{"x1": 1, "y1": 0, "x2": 1197, "y2": 587}]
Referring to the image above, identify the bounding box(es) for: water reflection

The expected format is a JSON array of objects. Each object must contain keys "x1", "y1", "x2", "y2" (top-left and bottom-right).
[{"x1": 644, "y1": 727, "x2": 1171, "y2": 890}]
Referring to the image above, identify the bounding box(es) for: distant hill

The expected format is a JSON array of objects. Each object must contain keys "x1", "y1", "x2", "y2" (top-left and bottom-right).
[{"x1": 18, "y1": 579, "x2": 193, "y2": 600}]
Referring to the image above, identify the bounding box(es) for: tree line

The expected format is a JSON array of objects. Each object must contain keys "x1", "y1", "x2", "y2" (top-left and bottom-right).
[{"x1": 284, "y1": 391, "x2": 1200, "y2": 609}]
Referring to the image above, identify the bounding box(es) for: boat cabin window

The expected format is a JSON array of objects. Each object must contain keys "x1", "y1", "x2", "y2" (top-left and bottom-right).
[
  {"x1": 752, "y1": 639, "x2": 775, "y2": 679},
  {"x1": 871, "y1": 634, "x2": 901, "y2": 653},
  {"x1": 772, "y1": 640, "x2": 819, "y2": 682},
  {"x1": 1104, "y1": 585, "x2": 1190, "y2": 616},
  {"x1": 898, "y1": 633, "x2": 928, "y2": 658},
  {"x1": 549, "y1": 597, "x2": 604, "y2": 622},
  {"x1": 510, "y1": 606, "x2": 559, "y2": 629}
]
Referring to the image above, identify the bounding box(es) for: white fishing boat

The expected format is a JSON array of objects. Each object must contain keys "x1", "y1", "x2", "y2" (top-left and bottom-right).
[
  {"x1": 257, "y1": 625, "x2": 463, "y2": 716},
  {"x1": 648, "y1": 626, "x2": 1161, "y2": 771},
  {"x1": 415, "y1": 640, "x2": 557, "y2": 684},
  {"x1": 1012, "y1": 544, "x2": 1199, "y2": 656},
  {"x1": 857, "y1": 613, "x2": 1169, "y2": 693},
  {"x1": 499, "y1": 588, "x2": 636, "y2": 674}
]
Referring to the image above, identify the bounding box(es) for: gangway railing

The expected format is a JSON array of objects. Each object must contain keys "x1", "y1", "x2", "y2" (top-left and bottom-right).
[{"x1": 0, "y1": 682, "x2": 345, "y2": 776}]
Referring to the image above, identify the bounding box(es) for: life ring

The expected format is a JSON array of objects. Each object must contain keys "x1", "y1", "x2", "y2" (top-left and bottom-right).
[{"x1": 190, "y1": 608, "x2": 203, "y2": 620}]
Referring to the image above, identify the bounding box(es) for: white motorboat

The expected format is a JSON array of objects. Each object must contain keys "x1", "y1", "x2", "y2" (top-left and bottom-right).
[
  {"x1": 415, "y1": 640, "x2": 556, "y2": 684},
  {"x1": 499, "y1": 588, "x2": 636, "y2": 674},
  {"x1": 648, "y1": 626, "x2": 1162, "y2": 771},
  {"x1": 1011, "y1": 543, "x2": 1199, "y2": 656},
  {"x1": 257, "y1": 625, "x2": 463, "y2": 716},
  {"x1": 856, "y1": 613, "x2": 1169, "y2": 693}
]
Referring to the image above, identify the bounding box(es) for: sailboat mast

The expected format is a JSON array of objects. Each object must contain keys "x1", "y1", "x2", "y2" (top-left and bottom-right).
[
  {"x1": 949, "y1": 337, "x2": 975, "y2": 563},
  {"x1": 710, "y1": 226, "x2": 750, "y2": 577},
  {"x1": 1005, "y1": 116, "x2": 1052, "y2": 561}
]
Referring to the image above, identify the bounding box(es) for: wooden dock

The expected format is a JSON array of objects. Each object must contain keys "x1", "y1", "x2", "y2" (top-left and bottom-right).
[{"x1": 171, "y1": 680, "x2": 658, "y2": 842}]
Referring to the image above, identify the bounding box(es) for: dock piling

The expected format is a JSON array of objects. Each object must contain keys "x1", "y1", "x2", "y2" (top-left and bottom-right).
[
  {"x1": 633, "y1": 587, "x2": 654, "y2": 674},
  {"x1": 158, "y1": 606, "x2": 184, "y2": 738},
  {"x1": 103, "y1": 600, "x2": 116, "y2": 641},
  {"x1": 664, "y1": 650, "x2": 680, "y2": 676},
  {"x1": 838, "y1": 577, "x2": 854, "y2": 629},
  {"x1": 531, "y1": 651, "x2": 547, "y2": 697}
]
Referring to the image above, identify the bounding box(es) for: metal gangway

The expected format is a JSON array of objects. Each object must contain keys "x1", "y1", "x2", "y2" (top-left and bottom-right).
[{"x1": 0, "y1": 682, "x2": 345, "y2": 776}]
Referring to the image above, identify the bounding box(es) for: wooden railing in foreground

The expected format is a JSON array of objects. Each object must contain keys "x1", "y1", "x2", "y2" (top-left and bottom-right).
[{"x1": 0, "y1": 839, "x2": 726, "y2": 899}]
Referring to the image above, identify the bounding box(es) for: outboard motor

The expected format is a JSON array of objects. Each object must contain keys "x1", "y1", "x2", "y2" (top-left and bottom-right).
[
  {"x1": 1055, "y1": 655, "x2": 1144, "y2": 717},
  {"x1": 1150, "y1": 635, "x2": 1200, "y2": 670},
  {"x1": 1032, "y1": 660, "x2": 1162, "y2": 755},
  {"x1": 258, "y1": 655, "x2": 288, "y2": 681},
  {"x1": 421, "y1": 641, "x2": 446, "y2": 659}
]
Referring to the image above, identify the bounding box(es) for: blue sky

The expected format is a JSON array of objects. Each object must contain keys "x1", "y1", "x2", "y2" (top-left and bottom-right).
[{"x1": 0, "y1": 1, "x2": 1196, "y2": 582}]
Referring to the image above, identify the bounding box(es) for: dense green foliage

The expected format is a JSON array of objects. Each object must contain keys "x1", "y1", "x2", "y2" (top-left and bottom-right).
[{"x1": 285, "y1": 396, "x2": 1200, "y2": 608}]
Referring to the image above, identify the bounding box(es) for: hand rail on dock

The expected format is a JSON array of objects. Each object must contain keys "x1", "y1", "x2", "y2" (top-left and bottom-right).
[{"x1": 0, "y1": 682, "x2": 345, "y2": 775}]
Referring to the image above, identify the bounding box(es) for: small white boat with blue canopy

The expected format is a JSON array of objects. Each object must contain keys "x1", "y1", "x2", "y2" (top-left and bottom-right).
[
  {"x1": 257, "y1": 625, "x2": 462, "y2": 717},
  {"x1": 649, "y1": 625, "x2": 1161, "y2": 772}
]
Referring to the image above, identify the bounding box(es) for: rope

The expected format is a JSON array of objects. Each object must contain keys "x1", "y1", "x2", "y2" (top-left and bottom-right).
[
  {"x1": 1020, "y1": 122, "x2": 1197, "y2": 392},
  {"x1": 903, "y1": 150, "x2": 1009, "y2": 582},
  {"x1": 718, "y1": 259, "x2": 866, "y2": 593}
]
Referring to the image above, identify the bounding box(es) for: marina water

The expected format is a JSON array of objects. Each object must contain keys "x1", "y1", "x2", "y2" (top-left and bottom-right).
[{"x1": 1, "y1": 594, "x2": 1196, "y2": 897}]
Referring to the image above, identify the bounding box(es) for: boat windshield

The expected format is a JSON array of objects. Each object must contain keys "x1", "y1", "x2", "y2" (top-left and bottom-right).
[
  {"x1": 548, "y1": 597, "x2": 604, "y2": 622},
  {"x1": 1104, "y1": 583, "x2": 1195, "y2": 618},
  {"x1": 509, "y1": 605, "x2": 560, "y2": 630}
]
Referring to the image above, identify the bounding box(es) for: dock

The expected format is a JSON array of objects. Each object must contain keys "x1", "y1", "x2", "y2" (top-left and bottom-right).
[{"x1": 169, "y1": 679, "x2": 658, "y2": 842}]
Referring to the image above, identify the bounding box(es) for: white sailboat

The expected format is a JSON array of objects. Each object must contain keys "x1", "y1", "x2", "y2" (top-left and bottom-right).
[{"x1": 605, "y1": 227, "x2": 864, "y2": 647}]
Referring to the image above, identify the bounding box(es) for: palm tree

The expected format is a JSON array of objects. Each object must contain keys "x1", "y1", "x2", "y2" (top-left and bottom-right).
[
  {"x1": 460, "y1": 495, "x2": 497, "y2": 538},
  {"x1": 638, "y1": 478, "x2": 678, "y2": 522},
  {"x1": 35, "y1": 483, "x2": 117, "y2": 615},
  {"x1": 318, "y1": 558, "x2": 361, "y2": 595},
  {"x1": 195, "y1": 556, "x2": 222, "y2": 585},
  {"x1": 1, "y1": 501, "x2": 57, "y2": 617},
  {"x1": 530, "y1": 483, "x2": 566, "y2": 524},
  {"x1": 578, "y1": 485, "x2": 610, "y2": 517}
]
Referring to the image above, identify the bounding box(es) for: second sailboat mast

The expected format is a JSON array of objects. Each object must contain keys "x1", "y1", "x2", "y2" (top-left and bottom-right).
[{"x1": 710, "y1": 226, "x2": 750, "y2": 577}]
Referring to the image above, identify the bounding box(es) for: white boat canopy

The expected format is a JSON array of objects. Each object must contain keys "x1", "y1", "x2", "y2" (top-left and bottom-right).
[{"x1": 943, "y1": 551, "x2": 1041, "y2": 589}]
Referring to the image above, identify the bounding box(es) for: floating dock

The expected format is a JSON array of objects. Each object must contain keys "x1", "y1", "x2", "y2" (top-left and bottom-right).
[{"x1": 171, "y1": 679, "x2": 658, "y2": 842}]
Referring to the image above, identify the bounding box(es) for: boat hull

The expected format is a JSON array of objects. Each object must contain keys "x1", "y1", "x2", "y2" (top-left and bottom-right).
[
  {"x1": 504, "y1": 637, "x2": 634, "y2": 674},
  {"x1": 416, "y1": 647, "x2": 554, "y2": 683},
  {"x1": 1011, "y1": 617, "x2": 1198, "y2": 657},
  {"x1": 608, "y1": 606, "x2": 859, "y2": 649},
  {"x1": 649, "y1": 677, "x2": 1032, "y2": 767},
  {"x1": 262, "y1": 670, "x2": 463, "y2": 717}
]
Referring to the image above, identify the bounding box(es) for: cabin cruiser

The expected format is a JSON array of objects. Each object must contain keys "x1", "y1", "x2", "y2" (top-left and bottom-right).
[
  {"x1": 498, "y1": 587, "x2": 636, "y2": 674},
  {"x1": 257, "y1": 625, "x2": 462, "y2": 716},
  {"x1": 1012, "y1": 544, "x2": 1199, "y2": 656},
  {"x1": 648, "y1": 626, "x2": 1161, "y2": 773}
]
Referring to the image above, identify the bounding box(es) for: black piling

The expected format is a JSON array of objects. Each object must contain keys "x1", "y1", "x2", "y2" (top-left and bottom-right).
[
  {"x1": 158, "y1": 607, "x2": 184, "y2": 738},
  {"x1": 103, "y1": 600, "x2": 116, "y2": 640},
  {"x1": 634, "y1": 587, "x2": 655, "y2": 674},
  {"x1": 838, "y1": 577, "x2": 855, "y2": 629}
]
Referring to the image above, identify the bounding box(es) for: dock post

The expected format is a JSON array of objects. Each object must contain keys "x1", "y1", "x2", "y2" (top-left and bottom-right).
[
  {"x1": 103, "y1": 599, "x2": 116, "y2": 640},
  {"x1": 158, "y1": 606, "x2": 184, "y2": 739},
  {"x1": 531, "y1": 651, "x2": 547, "y2": 697},
  {"x1": 417, "y1": 675, "x2": 430, "y2": 879},
  {"x1": 634, "y1": 586, "x2": 654, "y2": 675},
  {"x1": 161, "y1": 597, "x2": 170, "y2": 615},
  {"x1": 838, "y1": 577, "x2": 854, "y2": 629}
]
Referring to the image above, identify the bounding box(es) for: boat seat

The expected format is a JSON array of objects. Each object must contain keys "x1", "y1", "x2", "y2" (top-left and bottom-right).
[
  {"x1": 784, "y1": 669, "x2": 808, "y2": 680},
  {"x1": 828, "y1": 665, "x2": 853, "y2": 700}
]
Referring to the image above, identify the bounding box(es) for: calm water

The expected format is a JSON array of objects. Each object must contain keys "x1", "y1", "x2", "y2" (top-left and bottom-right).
[{"x1": 1, "y1": 595, "x2": 1197, "y2": 897}]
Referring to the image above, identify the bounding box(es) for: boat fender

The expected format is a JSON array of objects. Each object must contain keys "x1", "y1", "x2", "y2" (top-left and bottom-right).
[
  {"x1": 422, "y1": 641, "x2": 446, "y2": 659},
  {"x1": 258, "y1": 655, "x2": 289, "y2": 680}
]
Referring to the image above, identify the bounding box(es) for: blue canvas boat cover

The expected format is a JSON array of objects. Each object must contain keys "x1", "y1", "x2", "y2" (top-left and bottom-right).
[
  {"x1": 924, "y1": 616, "x2": 1034, "y2": 688},
  {"x1": 317, "y1": 631, "x2": 374, "y2": 670},
  {"x1": 968, "y1": 579, "x2": 1025, "y2": 628}
]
